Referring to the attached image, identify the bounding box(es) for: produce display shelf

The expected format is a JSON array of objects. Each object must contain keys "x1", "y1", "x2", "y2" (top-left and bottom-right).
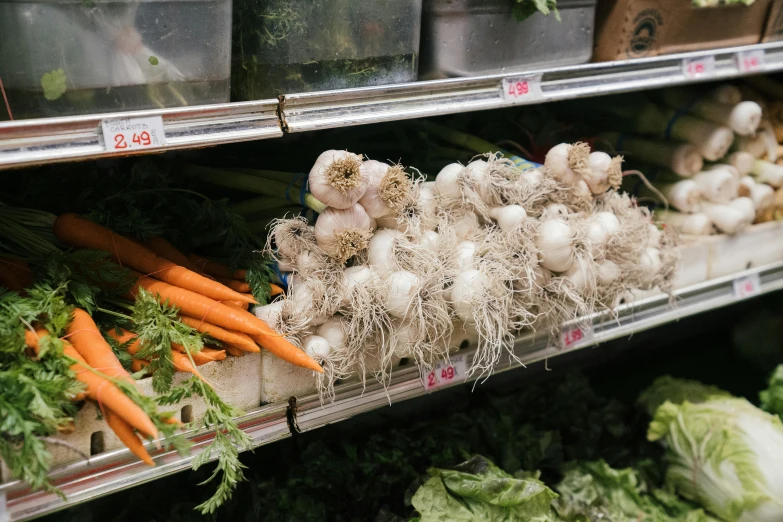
[
  {"x1": 3, "y1": 42, "x2": 783, "y2": 170},
  {"x1": 3, "y1": 260, "x2": 783, "y2": 521}
]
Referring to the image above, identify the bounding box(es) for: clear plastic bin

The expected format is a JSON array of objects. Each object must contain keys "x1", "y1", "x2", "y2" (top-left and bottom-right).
[
  {"x1": 231, "y1": 0, "x2": 422, "y2": 100},
  {"x1": 0, "y1": 0, "x2": 232, "y2": 120}
]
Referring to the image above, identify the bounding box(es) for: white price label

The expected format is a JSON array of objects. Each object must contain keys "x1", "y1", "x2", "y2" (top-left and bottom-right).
[
  {"x1": 560, "y1": 323, "x2": 594, "y2": 349},
  {"x1": 736, "y1": 49, "x2": 765, "y2": 73},
  {"x1": 682, "y1": 55, "x2": 716, "y2": 80},
  {"x1": 502, "y1": 74, "x2": 543, "y2": 102},
  {"x1": 101, "y1": 116, "x2": 166, "y2": 152},
  {"x1": 733, "y1": 273, "x2": 761, "y2": 299},
  {"x1": 424, "y1": 354, "x2": 467, "y2": 391}
]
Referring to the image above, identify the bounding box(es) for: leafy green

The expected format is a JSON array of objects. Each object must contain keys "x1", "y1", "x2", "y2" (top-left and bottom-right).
[
  {"x1": 512, "y1": 0, "x2": 559, "y2": 21},
  {"x1": 411, "y1": 455, "x2": 560, "y2": 522},
  {"x1": 760, "y1": 365, "x2": 783, "y2": 420},
  {"x1": 637, "y1": 375, "x2": 731, "y2": 417},
  {"x1": 0, "y1": 285, "x2": 82, "y2": 494},
  {"x1": 553, "y1": 460, "x2": 718, "y2": 522},
  {"x1": 159, "y1": 377, "x2": 251, "y2": 514},
  {"x1": 41, "y1": 69, "x2": 67, "y2": 101},
  {"x1": 243, "y1": 252, "x2": 276, "y2": 305},
  {"x1": 130, "y1": 287, "x2": 205, "y2": 394},
  {"x1": 645, "y1": 379, "x2": 783, "y2": 522}
]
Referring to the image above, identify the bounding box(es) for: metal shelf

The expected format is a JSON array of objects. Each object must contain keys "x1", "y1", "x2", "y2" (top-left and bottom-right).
[
  {"x1": 3, "y1": 261, "x2": 783, "y2": 521},
  {"x1": 4, "y1": 42, "x2": 783, "y2": 169}
]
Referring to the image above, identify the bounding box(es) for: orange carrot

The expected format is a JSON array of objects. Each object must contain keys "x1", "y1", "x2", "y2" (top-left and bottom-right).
[
  {"x1": 225, "y1": 346, "x2": 247, "y2": 357},
  {"x1": 270, "y1": 284, "x2": 284, "y2": 297},
  {"x1": 178, "y1": 315, "x2": 260, "y2": 353},
  {"x1": 131, "y1": 359, "x2": 148, "y2": 373},
  {"x1": 25, "y1": 331, "x2": 158, "y2": 439},
  {"x1": 215, "y1": 276, "x2": 252, "y2": 293},
  {"x1": 223, "y1": 300, "x2": 251, "y2": 313},
  {"x1": 173, "y1": 344, "x2": 226, "y2": 365},
  {"x1": 25, "y1": 328, "x2": 87, "y2": 401},
  {"x1": 188, "y1": 254, "x2": 246, "y2": 280},
  {"x1": 132, "y1": 277, "x2": 322, "y2": 372},
  {"x1": 67, "y1": 309, "x2": 133, "y2": 383},
  {"x1": 144, "y1": 237, "x2": 205, "y2": 275},
  {"x1": 106, "y1": 328, "x2": 209, "y2": 382},
  {"x1": 104, "y1": 410, "x2": 154, "y2": 466},
  {"x1": 53, "y1": 214, "x2": 255, "y2": 304}
]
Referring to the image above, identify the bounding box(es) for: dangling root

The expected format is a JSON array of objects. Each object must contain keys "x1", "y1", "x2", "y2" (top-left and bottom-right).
[
  {"x1": 379, "y1": 165, "x2": 412, "y2": 210},
  {"x1": 608, "y1": 156, "x2": 624, "y2": 190},
  {"x1": 655, "y1": 224, "x2": 680, "y2": 297},
  {"x1": 315, "y1": 349, "x2": 350, "y2": 404},
  {"x1": 326, "y1": 155, "x2": 363, "y2": 192},
  {"x1": 266, "y1": 217, "x2": 316, "y2": 261},
  {"x1": 568, "y1": 142, "x2": 592, "y2": 179},
  {"x1": 332, "y1": 228, "x2": 372, "y2": 263}
]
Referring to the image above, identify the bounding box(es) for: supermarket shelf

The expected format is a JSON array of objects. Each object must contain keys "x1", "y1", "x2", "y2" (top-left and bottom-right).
[
  {"x1": 0, "y1": 100, "x2": 282, "y2": 169},
  {"x1": 4, "y1": 42, "x2": 783, "y2": 170},
  {"x1": 281, "y1": 41, "x2": 783, "y2": 133},
  {"x1": 3, "y1": 261, "x2": 783, "y2": 521}
]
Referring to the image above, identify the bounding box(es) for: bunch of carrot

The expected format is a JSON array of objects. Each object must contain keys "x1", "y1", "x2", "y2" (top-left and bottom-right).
[
  {"x1": 52, "y1": 213, "x2": 321, "y2": 373},
  {"x1": 24, "y1": 310, "x2": 167, "y2": 466}
]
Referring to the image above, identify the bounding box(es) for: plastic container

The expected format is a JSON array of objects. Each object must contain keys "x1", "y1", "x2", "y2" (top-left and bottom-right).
[
  {"x1": 231, "y1": 0, "x2": 422, "y2": 100},
  {"x1": 0, "y1": 0, "x2": 232, "y2": 120},
  {"x1": 419, "y1": 0, "x2": 596, "y2": 79}
]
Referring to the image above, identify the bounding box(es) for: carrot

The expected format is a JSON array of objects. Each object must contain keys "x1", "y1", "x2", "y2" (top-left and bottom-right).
[
  {"x1": 173, "y1": 344, "x2": 226, "y2": 365},
  {"x1": 0, "y1": 257, "x2": 33, "y2": 292},
  {"x1": 131, "y1": 359, "x2": 148, "y2": 373},
  {"x1": 24, "y1": 331, "x2": 158, "y2": 439},
  {"x1": 104, "y1": 409, "x2": 154, "y2": 466},
  {"x1": 53, "y1": 214, "x2": 255, "y2": 304},
  {"x1": 106, "y1": 328, "x2": 209, "y2": 383},
  {"x1": 188, "y1": 254, "x2": 246, "y2": 280},
  {"x1": 225, "y1": 346, "x2": 247, "y2": 357},
  {"x1": 224, "y1": 300, "x2": 251, "y2": 312},
  {"x1": 178, "y1": 315, "x2": 260, "y2": 353},
  {"x1": 215, "y1": 276, "x2": 251, "y2": 293},
  {"x1": 25, "y1": 328, "x2": 87, "y2": 401},
  {"x1": 67, "y1": 308, "x2": 132, "y2": 382},
  {"x1": 144, "y1": 237, "x2": 205, "y2": 275},
  {"x1": 270, "y1": 284, "x2": 284, "y2": 297},
  {"x1": 132, "y1": 277, "x2": 322, "y2": 372}
]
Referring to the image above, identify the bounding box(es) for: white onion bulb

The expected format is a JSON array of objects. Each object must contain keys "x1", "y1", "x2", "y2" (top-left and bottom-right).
[{"x1": 309, "y1": 150, "x2": 367, "y2": 209}]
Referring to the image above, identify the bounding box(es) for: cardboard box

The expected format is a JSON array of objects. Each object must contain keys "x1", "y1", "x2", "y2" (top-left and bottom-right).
[
  {"x1": 763, "y1": 0, "x2": 783, "y2": 42},
  {"x1": 594, "y1": 0, "x2": 772, "y2": 62}
]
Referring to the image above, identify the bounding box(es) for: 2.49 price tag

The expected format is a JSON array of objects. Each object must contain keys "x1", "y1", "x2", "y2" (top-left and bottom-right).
[
  {"x1": 101, "y1": 116, "x2": 166, "y2": 152},
  {"x1": 733, "y1": 273, "x2": 761, "y2": 300},
  {"x1": 682, "y1": 55, "x2": 716, "y2": 80},
  {"x1": 424, "y1": 354, "x2": 467, "y2": 391},
  {"x1": 560, "y1": 323, "x2": 594, "y2": 350},
  {"x1": 501, "y1": 74, "x2": 543, "y2": 102}
]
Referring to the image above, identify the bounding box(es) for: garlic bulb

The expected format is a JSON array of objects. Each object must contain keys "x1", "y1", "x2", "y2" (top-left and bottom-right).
[
  {"x1": 384, "y1": 270, "x2": 420, "y2": 319},
  {"x1": 317, "y1": 317, "x2": 347, "y2": 350},
  {"x1": 545, "y1": 142, "x2": 591, "y2": 186},
  {"x1": 586, "y1": 211, "x2": 620, "y2": 248},
  {"x1": 367, "y1": 228, "x2": 403, "y2": 268},
  {"x1": 488, "y1": 205, "x2": 527, "y2": 232},
  {"x1": 303, "y1": 335, "x2": 331, "y2": 358},
  {"x1": 340, "y1": 265, "x2": 375, "y2": 307},
  {"x1": 455, "y1": 241, "x2": 476, "y2": 272},
  {"x1": 309, "y1": 150, "x2": 367, "y2": 209},
  {"x1": 537, "y1": 219, "x2": 574, "y2": 273},
  {"x1": 358, "y1": 160, "x2": 412, "y2": 218},
  {"x1": 597, "y1": 259, "x2": 621, "y2": 285},
  {"x1": 585, "y1": 151, "x2": 623, "y2": 194},
  {"x1": 435, "y1": 163, "x2": 464, "y2": 200},
  {"x1": 314, "y1": 204, "x2": 372, "y2": 261}
]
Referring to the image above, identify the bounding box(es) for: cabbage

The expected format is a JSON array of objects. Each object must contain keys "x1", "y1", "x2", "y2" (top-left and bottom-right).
[
  {"x1": 645, "y1": 377, "x2": 783, "y2": 522},
  {"x1": 760, "y1": 365, "x2": 783, "y2": 420}
]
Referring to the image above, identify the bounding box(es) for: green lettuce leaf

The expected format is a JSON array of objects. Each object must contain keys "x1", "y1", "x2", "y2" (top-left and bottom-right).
[
  {"x1": 760, "y1": 365, "x2": 783, "y2": 420},
  {"x1": 411, "y1": 455, "x2": 561, "y2": 521}
]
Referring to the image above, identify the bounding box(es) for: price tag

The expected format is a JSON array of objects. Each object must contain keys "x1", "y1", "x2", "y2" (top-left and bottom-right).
[
  {"x1": 733, "y1": 273, "x2": 761, "y2": 299},
  {"x1": 424, "y1": 354, "x2": 467, "y2": 391},
  {"x1": 560, "y1": 323, "x2": 594, "y2": 350},
  {"x1": 101, "y1": 116, "x2": 166, "y2": 152},
  {"x1": 736, "y1": 49, "x2": 766, "y2": 73},
  {"x1": 501, "y1": 74, "x2": 543, "y2": 102},
  {"x1": 682, "y1": 55, "x2": 716, "y2": 80}
]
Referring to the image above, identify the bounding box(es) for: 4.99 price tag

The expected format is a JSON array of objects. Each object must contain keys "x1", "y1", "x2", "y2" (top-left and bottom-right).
[
  {"x1": 101, "y1": 116, "x2": 166, "y2": 152},
  {"x1": 560, "y1": 323, "x2": 594, "y2": 350},
  {"x1": 733, "y1": 273, "x2": 761, "y2": 300},
  {"x1": 424, "y1": 354, "x2": 467, "y2": 391},
  {"x1": 501, "y1": 74, "x2": 543, "y2": 102},
  {"x1": 682, "y1": 55, "x2": 716, "y2": 80}
]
